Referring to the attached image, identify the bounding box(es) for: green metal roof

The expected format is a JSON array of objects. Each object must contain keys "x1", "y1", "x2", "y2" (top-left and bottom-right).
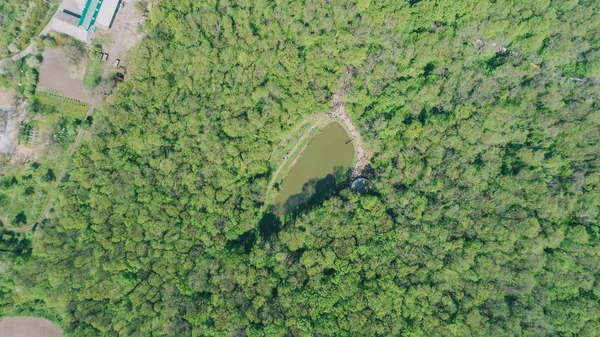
[{"x1": 78, "y1": 0, "x2": 103, "y2": 31}]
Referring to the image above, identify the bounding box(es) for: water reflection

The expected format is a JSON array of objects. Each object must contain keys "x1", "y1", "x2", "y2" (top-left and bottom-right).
[{"x1": 275, "y1": 166, "x2": 346, "y2": 215}]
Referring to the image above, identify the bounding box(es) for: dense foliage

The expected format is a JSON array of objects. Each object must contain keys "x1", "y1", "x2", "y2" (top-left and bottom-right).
[
  {"x1": 0, "y1": 0, "x2": 57, "y2": 57},
  {"x1": 2, "y1": 0, "x2": 600, "y2": 336}
]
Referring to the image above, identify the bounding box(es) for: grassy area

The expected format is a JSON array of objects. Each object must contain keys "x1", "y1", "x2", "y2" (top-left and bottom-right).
[
  {"x1": 0, "y1": 0, "x2": 59, "y2": 58},
  {"x1": 0, "y1": 160, "x2": 59, "y2": 228},
  {"x1": 1, "y1": 115, "x2": 78, "y2": 228},
  {"x1": 1, "y1": 92, "x2": 90, "y2": 229},
  {"x1": 34, "y1": 91, "x2": 89, "y2": 118},
  {"x1": 83, "y1": 57, "x2": 104, "y2": 90}
]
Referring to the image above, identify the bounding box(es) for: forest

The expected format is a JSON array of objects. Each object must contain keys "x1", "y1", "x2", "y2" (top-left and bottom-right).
[{"x1": 1, "y1": 0, "x2": 600, "y2": 336}]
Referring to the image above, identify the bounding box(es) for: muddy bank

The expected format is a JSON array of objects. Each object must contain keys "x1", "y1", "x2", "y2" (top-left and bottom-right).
[{"x1": 329, "y1": 69, "x2": 371, "y2": 178}]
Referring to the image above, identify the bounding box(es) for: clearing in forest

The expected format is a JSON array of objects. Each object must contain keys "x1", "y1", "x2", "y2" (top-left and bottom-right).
[
  {"x1": 0, "y1": 316, "x2": 64, "y2": 337},
  {"x1": 264, "y1": 115, "x2": 330, "y2": 207},
  {"x1": 273, "y1": 122, "x2": 355, "y2": 214},
  {"x1": 263, "y1": 69, "x2": 371, "y2": 212},
  {"x1": 38, "y1": 47, "x2": 92, "y2": 103}
]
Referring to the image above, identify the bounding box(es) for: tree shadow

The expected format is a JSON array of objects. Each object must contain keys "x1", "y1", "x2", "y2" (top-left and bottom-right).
[
  {"x1": 273, "y1": 166, "x2": 349, "y2": 216},
  {"x1": 258, "y1": 212, "x2": 281, "y2": 239},
  {"x1": 225, "y1": 230, "x2": 256, "y2": 254},
  {"x1": 0, "y1": 229, "x2": 32, "y2": 255},
  {"x1": 256, "y1": 165, "x2": 355, "y2": 246}
]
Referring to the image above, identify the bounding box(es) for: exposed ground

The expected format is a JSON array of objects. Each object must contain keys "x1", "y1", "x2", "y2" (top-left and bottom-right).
[
  {"x1": 0, "y1": 88, "x2": 26, "y2": 155},
  {"x1": 0, "y1": 317, "x2": 64, "y2": 337},
  {"x1": 10, "y1": 145, "x2": 38, "y2": 164},
  {"x1": 98, "y1": 1, "x2": 144, "y2": 78},
  {"x1": 330, "y1": 68, "x2": 371, "y2": 179},
  {"x1": 38, "y1": 47, "x2": 92, "y2": 102},
  {"x1": 0, "y1": 317, "x2": 63, "y2": 337},
  {"x1": 0, "y1": 87, "x2": 18, "y2": 106}
]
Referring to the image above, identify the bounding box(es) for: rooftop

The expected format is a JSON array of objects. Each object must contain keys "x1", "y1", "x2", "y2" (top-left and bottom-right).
[
  {"x1": 96, "y1": 0, "x2": 120, "y2": 28},
  {"x1": 54, "y1": 11, "x2": 80, "y2": 26},
  {"x1": 78, "y1": 0, "x2": 103, "y2": 31}
]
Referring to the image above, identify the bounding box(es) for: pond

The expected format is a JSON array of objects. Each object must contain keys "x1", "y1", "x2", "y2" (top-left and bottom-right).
[{"x1": 274, "y1": 122, "x2": 355, "y2": 214}]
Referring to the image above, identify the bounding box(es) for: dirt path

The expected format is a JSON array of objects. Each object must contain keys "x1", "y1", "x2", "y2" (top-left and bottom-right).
[
  {"x1": 268, "y1": 120, "x2": 311, "y2": 161},
  {"x1": 330, "y1": 68, "x2": 371, "y2": 179}
]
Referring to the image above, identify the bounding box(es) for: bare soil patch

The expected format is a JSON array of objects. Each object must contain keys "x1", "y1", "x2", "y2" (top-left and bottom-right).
[
  {"x1": 330, "y1": 67, "x2": 372, "y2": 179},
  {"x1": 0, "y1": 87, "x2": 18, "y2": 106},
  {"x1": 10, "y1": 144, "x2": 38, "y2": 164},
  {"x1": 0, "y1": 317, "x2": 64, "y2": 337},
  {"x1": 0, "y1": 90, "x2": 27, "y2": 155},
  {"x1": 98, "y1": 0, "x2": 146, "y2": 77},
  {"x1": 39, "y1": 47, "x2": 92, "y2": 103}
]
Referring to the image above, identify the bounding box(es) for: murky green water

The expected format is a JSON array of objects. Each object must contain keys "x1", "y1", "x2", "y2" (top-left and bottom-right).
[{"x1": 274, "y1": 122, "x2": 355, "y2": 214}]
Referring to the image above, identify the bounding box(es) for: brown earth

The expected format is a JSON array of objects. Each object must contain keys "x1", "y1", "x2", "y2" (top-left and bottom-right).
[
  {"x1": 0, "y1": 317, "x2": 64, "y2": 337},
  {"x1": 38, "y1": 48, "x2": 92, "y2": 103},
  {"x1": 330, "y1": 68, "x2": 372, "y2": 179},
  {"x1": 0, "y1": 87, "x2": 18, "y2": 106}
]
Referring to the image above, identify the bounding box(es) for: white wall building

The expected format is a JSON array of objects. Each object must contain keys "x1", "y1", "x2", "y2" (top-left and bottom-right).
[{"x1": 50, "y1": 0, "x2": 122, "y2": 43}]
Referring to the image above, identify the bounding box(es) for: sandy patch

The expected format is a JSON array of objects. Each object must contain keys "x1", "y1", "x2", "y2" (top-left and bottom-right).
[
  {"x1": 0, "y1": 317, "x2": 64, "y2": 337},
  {"x1": 0, "y1": 87, "x2": 18, "y2": 106},
  {"x1": 10, "y1": 144, "x2": 38, "y2": 164}
]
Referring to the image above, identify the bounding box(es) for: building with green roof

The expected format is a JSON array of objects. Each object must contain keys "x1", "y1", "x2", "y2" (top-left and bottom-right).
[
  {"x1": 51, "y1": 0, "x2": 121, "y2": 43},
  {"x1": 78, "y1": 0, "x2": 103, "y2": 31}
]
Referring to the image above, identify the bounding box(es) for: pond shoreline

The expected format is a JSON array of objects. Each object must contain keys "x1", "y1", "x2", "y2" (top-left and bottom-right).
[
  {"x1": 273, "y1": 122, "x2": 354, "y2": 214},
  {"x1": 330, "y1": 67, "x2": 372, "y2": 179},
  {"x1": 284, "y1": 121, "x2": 332, "y2": 177},
  {"x1": 262, "y1": 68, "x2": 370, "y2": 212}
]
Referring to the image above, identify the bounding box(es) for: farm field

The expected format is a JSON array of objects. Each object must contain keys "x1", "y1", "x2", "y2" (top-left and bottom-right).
[{"x1": 38, "y1": 47, "x2": 92, "y2": 103}]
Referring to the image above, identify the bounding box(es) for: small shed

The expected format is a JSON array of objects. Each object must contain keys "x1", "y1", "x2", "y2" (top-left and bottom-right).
[{"x1": 351, "y1": 177, "x2": 368, "y2": 193}]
